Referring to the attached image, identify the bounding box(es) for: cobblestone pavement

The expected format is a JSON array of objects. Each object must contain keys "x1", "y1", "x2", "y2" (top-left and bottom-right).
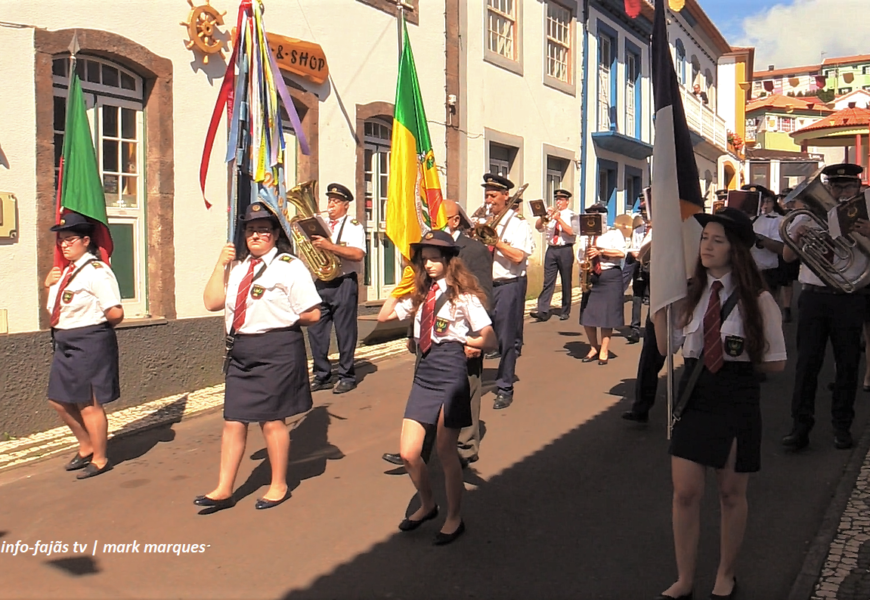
[{"x1": 811, "y1": 443, "x2": 870, "y2": 600}]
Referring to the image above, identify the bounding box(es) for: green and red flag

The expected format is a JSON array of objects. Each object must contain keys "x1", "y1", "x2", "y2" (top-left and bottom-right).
[
  {"x1": 386, "y1": 16, "x2": 447, "y2": 297},
  {"x1": 55, "y1": 68, "x2": 113, "y2": 267}
]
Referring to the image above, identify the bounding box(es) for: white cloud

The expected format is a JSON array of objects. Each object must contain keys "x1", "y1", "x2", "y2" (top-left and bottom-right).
[{"x1": 735, "y1": 0, "x2": 870, "y2": 70}]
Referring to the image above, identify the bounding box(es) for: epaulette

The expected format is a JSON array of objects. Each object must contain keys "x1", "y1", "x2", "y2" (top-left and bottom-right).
[
  {"x1": 91, "y1": 262, "x2": 103, "y2": 269},
  {"x1": 351, "y1": 219, "x2": 359, "y2": 226},
  {"x1": 516, "y1": 214, "x2": 525, "y2": 220},
  {"x1": 279, "y1": 254, "x2": 295, "y2": 262}
]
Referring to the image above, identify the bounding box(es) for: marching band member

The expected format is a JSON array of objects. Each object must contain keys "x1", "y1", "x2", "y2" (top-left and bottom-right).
[
  {"x1": 308, "y1": 183, "x2": 366, "y2": 395},
  {"x1": 776, "y1": 188, "x2": 800, "y2": 322},
  {"x1": 45, "y1": 211, "x2": 123, "y2": 479},
  {"x1": 782, "y1": 164, "x2": 867, "y2": 451},
  {"x1": 199, "y1": 202, "x2": 322, "y2": 511},
  {"x1": 578, "y1": 204, "x2": 625, "y2": 365},
  {"x1": 381, "y1": 199, "x2": 493, "y2": 468},
  {"x1": 625, "y1": 212, "x2": 648, "y2": 343},
  {"x1": 532, "y1": 189, "x2": 576, "y2": 322},
  {"x1": 744, "y1": 185, "x2": 784, "y2": 298},
  {"x1": 653, "y1": 208, "x2": 786, "y2": 600},
  {"x1": 482, "y1": 174, "x2": 535, "y2": 410},
  {"x1": 377, "y1": 230, "x2": 496, "y2": 545}
]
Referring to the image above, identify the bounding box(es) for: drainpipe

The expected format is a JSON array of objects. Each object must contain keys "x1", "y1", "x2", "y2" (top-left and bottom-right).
[{"x1": 579, "y1": 0, "x2": 591, "y2": 211}]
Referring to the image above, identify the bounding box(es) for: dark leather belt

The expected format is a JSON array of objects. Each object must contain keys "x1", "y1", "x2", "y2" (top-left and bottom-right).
[
  {"x1": 493, "y1": 278, "x2": 519, "y2": 287},
  {"x1": 802, "y1": 284, "x2": 849, "y2": 295}
]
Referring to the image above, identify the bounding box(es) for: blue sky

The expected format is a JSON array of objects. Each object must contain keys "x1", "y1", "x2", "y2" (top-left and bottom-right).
[{"x1": 694, "y1": 0, "x2": 870, "y2": 70}]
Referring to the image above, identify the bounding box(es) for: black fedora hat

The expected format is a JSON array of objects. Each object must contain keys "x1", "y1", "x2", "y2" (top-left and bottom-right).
[
  {"x1": 410, "y1": 229, "x2": 460, "y2": 255},
  {"x1": 238, "y1": 202, "x2": 278, "y2": 222},
  {"x1": 50, "y1": 211, "x2": 93, "y2": 232},
  {"x1": 693, "y1": 207, "x2": 755, "y2": 247}
]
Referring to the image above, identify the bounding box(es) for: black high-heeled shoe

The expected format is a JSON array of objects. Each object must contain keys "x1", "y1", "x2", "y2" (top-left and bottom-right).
[
  {"x1": 398, "y1": 505, "x2": 439, "y2": 531},
  {"x1": 709, "y1": 577, "x2": 737, "y2": 600}
]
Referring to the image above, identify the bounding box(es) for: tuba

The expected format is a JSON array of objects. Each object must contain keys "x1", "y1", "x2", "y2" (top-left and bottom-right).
[
  {"x1": 778, "y1": 169, "x2": 870, "y2": 293},
  {"x1": 287, "y1": 180, "x2": 342, "y2": 281},
  {"x1": 472, "y1": 183, "x2": 529, "y2": 246}
]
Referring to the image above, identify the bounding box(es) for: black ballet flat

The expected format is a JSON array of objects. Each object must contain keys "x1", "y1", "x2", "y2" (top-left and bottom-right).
[
  {"x1": 193, "y1": 495, "x2": 236, "y2": 510},
  {"x1": 398, "y1": 505, "x2": 439, "y2": 532},
  {"x1": 581, "y1": 355, "x2": 598, "y2": 363},
  {"x1": 255, "y1": 491, "x2": 290, "y2": 510},
  {"x1": 863, "y1": 384, "x2": 870, "y2": 392},
  {"x1": 709, "y1": 577, "x2": 736, "y2": 600},
  {"x1": 598, "y1": 358, "x2": 609, "y2": 366},
  {"x1": 433, "y1": 520, "x2": 465, "y2": 546},
  {"x1": 655, "y1": 593, "x2": 692, "y2": 600},
  {"x1": 64, "y1": 452, "x2": 93, "y2": 471},
  {"x1": 75, "y1": 460, "x2": 112, "y2": 479}
]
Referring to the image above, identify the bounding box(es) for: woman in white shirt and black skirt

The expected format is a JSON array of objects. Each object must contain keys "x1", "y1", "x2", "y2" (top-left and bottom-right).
[
  {"x1": 45, "y1": 211, "x2": 124, "y2": 480},
  {"x1": 200, "y1": 202, "x2": 322, "y2": 511},
  {"x1": 579, "y1": 204, "x2": 626, "y2": 365},
  {"x1": 378, "y1": 230, "x2": 496, "y2": 545},
  {"x1": 653, "y1": 208, "x2": 787, "y2": 600}
]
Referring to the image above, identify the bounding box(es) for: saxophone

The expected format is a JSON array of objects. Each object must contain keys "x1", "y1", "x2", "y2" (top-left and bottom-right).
[{"x1": 287, "y1": 180, "x2": 342, "y2": 281}]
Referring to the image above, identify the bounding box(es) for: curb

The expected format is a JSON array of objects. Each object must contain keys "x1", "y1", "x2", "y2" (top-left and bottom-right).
[{"x1": 787, "y1": 422, "x2": 870, "y2": 600}]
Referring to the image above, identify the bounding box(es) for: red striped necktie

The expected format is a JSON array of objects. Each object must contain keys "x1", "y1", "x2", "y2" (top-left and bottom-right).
[
  {"x1": 418, "y1": 284, "x2": 438, "y2": 355},
  {"x1": 49, "y1": 265, "x2": 75, "y2": 328},
  {"x1": 703, "y1": 281, "x2": 724, "y2": 373},
  {"x1": 552, "y1": 221, "x2": 561, "y2": 245},
  {"x1": 232, "y1": 258, "x2": 260, "y2": 332}
]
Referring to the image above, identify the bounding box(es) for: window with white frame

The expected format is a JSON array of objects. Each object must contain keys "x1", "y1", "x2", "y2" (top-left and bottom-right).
[
  {"x1": 675, "y1": 39, "x2": 686, "y2": 86},
  {"x1": 777, "y1": 117, "x2": 795, "y2": 132},
  {"x1": 626, "y1": 52, "x2": 638, "y2": 137},
  {"x1": 598, "y1": 34, "x2": 613, "y2": 131},
  {"x1": 546, "y1": 156, "x2": 568, "y2": 200},
  {"x1": 489, "y1": 143, "x2": 514, "y2": 176},
  {"x1": 53, "y1": 56, "x2": 147, "y2": 318},
  {"x1": 487, "y1": 0, "x2": 517, "y2": 60},
  {"x1": 545, "y1": 2, "x2": 571, "y2": 83}
]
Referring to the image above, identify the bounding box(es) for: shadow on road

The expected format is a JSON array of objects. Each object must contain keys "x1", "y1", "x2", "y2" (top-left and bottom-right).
[
  {"x1": 107, "y1": 395, "x2": 188, "y2": 466},
  {"x1": 232, "y1": 406, "x2": 345, "y2": 504},
  {"x1": 44, "y1": 555, "x2": 99, "y2": 577}
]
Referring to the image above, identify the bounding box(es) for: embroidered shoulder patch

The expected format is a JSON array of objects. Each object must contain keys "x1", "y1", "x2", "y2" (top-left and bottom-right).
[
  {"x1": 351, "y1": 219, "x2": 359, "y2": 226},
  {"x1": 91, "y1": 262, "x2": 103, "y2": 269}
]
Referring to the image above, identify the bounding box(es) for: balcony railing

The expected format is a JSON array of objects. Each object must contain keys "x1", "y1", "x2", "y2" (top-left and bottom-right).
[{"x1": 680, "y1": 88, "x2": 728, "y2": 152}]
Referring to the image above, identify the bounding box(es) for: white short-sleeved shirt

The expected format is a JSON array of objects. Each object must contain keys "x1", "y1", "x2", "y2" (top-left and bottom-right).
[
  {"x1": 543, "y1": 209, "x2": 577, "y2": 247},
  {"x1": 47, "y1": 253, "x2": 122, "y2": 330},
  {"x1": 629, "y1": 224, "x2": 647, "y2": 253},
  {"x1": 394, "y1": 279, "x2": 492, "y2": 344},
  {"x1": 493, "y1": 209, "x2": 535, "y2": 280},
  {"x1": 576, "y1": 227, "x2": 625, "y2": 270},
  {"x1": 674, "y1": 272, "x2": 787, "y2": 363},
  {"x1": 751, "y1": 213, "x2": 783, "y2": 271},
  {"x1": 225, "y1": 247, "x2": 323, "y2": 334},
  {"x1": 327, "y1": 214, "x2": 366, "y2": 277}
]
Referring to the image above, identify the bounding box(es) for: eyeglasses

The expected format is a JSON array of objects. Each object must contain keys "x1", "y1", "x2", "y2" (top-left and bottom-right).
[
  {"x1": 244, "y1": 227, "x2": 275, "y2": 237},
  {"x1": 56, "y1": 236, "x2": 82, "y2": 246}
]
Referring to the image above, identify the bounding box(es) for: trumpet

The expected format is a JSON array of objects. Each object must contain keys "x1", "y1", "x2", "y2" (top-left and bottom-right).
[{"x1": 472, "y1": 183, "x2": 529, "y2": 246}]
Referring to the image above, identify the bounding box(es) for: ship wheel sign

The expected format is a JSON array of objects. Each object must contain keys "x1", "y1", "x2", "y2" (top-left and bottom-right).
[{"x1": 181, "y1": 0, "x2": 227, "y2": 64}]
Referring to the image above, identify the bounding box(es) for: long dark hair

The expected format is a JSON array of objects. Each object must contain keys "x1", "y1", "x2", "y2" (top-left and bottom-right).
[
  {"x1": 683, "y1": 226, "x2": 768, "y2": 363},
  {"x1": 236, "y1": 219, "x2": 293, "y2": 260},
  {"x1": 409, "y1": 247, "x2": 487, "y2": 312}
]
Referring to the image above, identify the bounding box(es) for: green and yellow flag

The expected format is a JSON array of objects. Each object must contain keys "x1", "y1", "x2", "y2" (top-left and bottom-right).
[{"x1": 386, "y1": 17, "x2": 447, "y2": 297}]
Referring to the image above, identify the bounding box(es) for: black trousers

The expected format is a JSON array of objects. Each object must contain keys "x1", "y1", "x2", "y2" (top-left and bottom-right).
[
  {"x1": 630, "y1": 314, "x2": 667, "y2": 415},
  {"x1": 309, "y1": 274, "x2": 359, "y2": 384},
  {"x1": 493, "y1": 278, "x2": 524, "y2": 393},
  {"x1": 791, "y1": 290, "x2": 865, "y2": 432},
  {"x1": 516, "y1": 275, "x2": 527, "y2": 354},
  {"x1": 536, "y1": 245, "x2": 574, "y2": 316}
]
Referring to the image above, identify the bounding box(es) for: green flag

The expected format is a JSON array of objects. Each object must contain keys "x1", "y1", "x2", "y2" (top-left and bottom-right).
[{"x1": 57, "y1": 69, "x2": 113, "y2": 262}]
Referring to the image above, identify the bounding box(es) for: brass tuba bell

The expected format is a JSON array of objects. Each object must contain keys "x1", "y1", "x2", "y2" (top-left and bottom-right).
[
  {"x1": 779, "y1": 168, "x2": 870, "y2": 293},
  {"x1": 286, "y1": 180, "x2": 342, "y2": 281}
]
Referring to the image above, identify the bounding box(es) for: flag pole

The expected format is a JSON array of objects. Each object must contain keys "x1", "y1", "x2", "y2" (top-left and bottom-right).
[{"x1": 666, "y1": 304, "x2": 674, "y2": 440}]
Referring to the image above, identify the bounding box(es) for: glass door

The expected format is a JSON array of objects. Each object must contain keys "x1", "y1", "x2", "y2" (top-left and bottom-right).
[{"x1": 363, "y1": 120, "x2": 401, "y2": 300}]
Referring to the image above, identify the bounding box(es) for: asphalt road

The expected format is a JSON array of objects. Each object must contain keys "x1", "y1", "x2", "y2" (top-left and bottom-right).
[{"x1": 0, "y1": 304, "x2": 866, "y2": 600}]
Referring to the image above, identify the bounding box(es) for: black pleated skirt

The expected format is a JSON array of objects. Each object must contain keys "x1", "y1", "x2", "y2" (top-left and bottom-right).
[
  {"x1": 580, "y1": 267, "x2": 625, "y2": 328},
  {"x1": 670, "y1": 359, "x2": 762, "y2": 473},
  {"x1": 224, "y1": 325, "x2": 312, "y2": 423},
  {"x1": 404, "y1": 342, "x2": 471, "y2": 429},
  {"x1": 48, "y1": 323, "x2": 120, "y2": 405}
]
